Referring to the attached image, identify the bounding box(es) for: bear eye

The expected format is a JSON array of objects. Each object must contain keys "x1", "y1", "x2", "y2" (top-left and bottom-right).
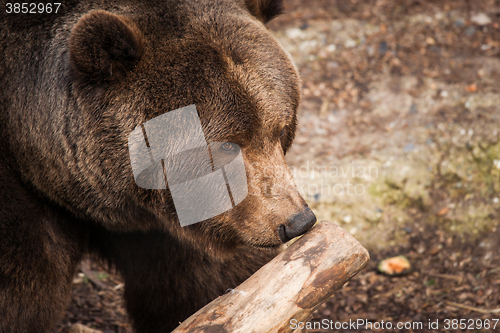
[
  {"x1": 221, "y1": 142, "x2": 236, "y2": 151},
  {"x1": 279, "y1": 128, "x2": 286, "y2": 138}
]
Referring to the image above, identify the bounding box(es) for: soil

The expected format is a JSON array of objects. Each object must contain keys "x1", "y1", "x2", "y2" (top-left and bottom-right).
[{"x1": 55, "y1": 1, "x2": 500, "y2": 332}]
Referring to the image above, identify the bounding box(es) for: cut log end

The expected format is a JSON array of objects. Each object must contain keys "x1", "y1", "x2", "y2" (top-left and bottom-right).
[{"x1": 173, "y1": 220, "x2": 370, "y2": 333}]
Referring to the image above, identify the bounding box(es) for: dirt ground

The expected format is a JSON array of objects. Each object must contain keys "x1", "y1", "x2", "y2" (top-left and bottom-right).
[{"x1": 55, "y1": 1, "x2": 500, "y2": 332}]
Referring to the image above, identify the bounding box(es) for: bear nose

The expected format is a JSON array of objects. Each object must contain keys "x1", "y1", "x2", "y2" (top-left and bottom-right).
[{"x1": 278, "y1": 207, "x2": 317, "y2": 243}]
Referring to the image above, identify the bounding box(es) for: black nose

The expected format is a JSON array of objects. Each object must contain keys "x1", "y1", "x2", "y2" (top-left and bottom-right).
[{"x1": 278, "y1": 207, "x2": 317, "y2": 243}]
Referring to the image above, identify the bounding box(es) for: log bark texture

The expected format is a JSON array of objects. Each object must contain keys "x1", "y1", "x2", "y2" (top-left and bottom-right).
[{"x1": 172, "y1": 220, "x2": 370, "y2": 333}]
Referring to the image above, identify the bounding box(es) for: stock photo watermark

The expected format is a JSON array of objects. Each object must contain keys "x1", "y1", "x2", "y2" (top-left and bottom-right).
[
  {"x1": 247, "y1": 161, "x2": 379, "y2": 199},
  {"x1": 291, "y1": 162, "x2": 379, "y2": 198}
]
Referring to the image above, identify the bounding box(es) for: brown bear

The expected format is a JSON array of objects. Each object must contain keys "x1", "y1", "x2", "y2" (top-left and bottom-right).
[{"x1": 0, "y1": 0, "x2": 316, "y2": 332}]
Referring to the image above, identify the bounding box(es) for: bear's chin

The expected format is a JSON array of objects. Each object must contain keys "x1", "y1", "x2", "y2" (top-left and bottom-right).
[
  {"x1": 172, "y1": 222, "x2": 282, "y2": 257},
  {"x1": 244, "y1": 240, "x2": 283, "y2": 249}
]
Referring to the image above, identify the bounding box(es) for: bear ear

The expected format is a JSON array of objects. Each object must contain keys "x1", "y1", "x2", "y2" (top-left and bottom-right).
[
  {"x1": 244, "y1": 0, "x2": 284, "y2": 23},
  {"x1": 69, "y1": 10, "x2": 144, "y2": 82}
]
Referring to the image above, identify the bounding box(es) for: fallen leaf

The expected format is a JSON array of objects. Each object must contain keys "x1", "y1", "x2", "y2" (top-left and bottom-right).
[
  {"x1": 466, "y1": 83, "x2": 477, "y2": 92},
  {"x1": 378, "y1": 256, "x2": 411, "y2": 276},
  {"x1": 437, "y1": 207, "x2": 449, "y2": 216}
]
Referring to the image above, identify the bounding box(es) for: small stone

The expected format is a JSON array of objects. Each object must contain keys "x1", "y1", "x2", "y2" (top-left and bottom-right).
[
  {"x1": 409, "y1": 104, "x2": 417, "y2": 114},
  {"x1": 72, "y1": 277, "x2": 84, "y2": 284},
  {"x1": 402, "y1": 227, "x2": 413, "y2": 234},
  {"x1": 286, "y1": 28, "x2": 305, "y2": 39},
  {"x1": 343, "y1": 215, "x2": 352, "y2": 223},
  {"x1": 378, "y1": 41, "x2": 388, "y2": 55},
  {"x1": 326, "y1": 44, "x2": 336, "y2": 52},
  {"x1": 454, "y1": 18, "x2": 465, "y2": 27},
  {"x1": 318, "y1": 50, "x2": 328, "y2": 58},
  {"x1": 327, "y1": 61, "x2": 339, "y2": 69},
  {"x1": 403, "y1": 143, "x2": 415, "y2": 152},
  {"x1": 493, "y1": 160, "x2": 500, "y2": 169},
  {"x1": 471, "y1": 13, "x2": 492, "y2": 26},
  {"x1": 465, "y1": 26, "x2": 476, "y2": 36},
  {"x1": 344, "y1": 39, "x2": 357, "y2": 48}
]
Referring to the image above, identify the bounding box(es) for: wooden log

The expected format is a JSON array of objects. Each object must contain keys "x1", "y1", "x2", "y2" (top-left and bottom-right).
[{"x1": 172, "y1": 220, "x2": 369, "y2": 333}]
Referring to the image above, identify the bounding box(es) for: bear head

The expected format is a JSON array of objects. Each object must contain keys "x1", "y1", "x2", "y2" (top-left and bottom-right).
[{"x1": 19, "y1": 0, "x2": 316, "y2": 257}]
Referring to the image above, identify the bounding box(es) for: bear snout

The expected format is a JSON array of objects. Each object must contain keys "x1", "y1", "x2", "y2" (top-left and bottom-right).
[{"x1": 278, "y1": 207, "x2": 317, "y2": 243}]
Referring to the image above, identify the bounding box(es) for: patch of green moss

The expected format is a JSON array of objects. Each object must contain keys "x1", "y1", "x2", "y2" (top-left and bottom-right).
[
  {"x1": 369, "y1": 158, "x2": 433, "y2": 211},
  {"x1": 366, "y1": 138, "x2": 499, "y2": 242}
]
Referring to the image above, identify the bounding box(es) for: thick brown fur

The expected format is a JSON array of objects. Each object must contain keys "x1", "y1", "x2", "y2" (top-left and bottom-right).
[{"x1": 0, "y1": 0, "x2": 309, "y2": 332}]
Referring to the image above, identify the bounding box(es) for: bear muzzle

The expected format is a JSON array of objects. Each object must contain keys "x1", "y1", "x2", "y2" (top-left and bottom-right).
[{"x1": 278, "y1": 207, "x2": 317, "y2": 243}]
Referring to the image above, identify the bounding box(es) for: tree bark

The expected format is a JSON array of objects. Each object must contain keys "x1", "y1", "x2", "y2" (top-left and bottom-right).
[{"x1": 172, "y1": 220, "x2": 370, "y2": 333}]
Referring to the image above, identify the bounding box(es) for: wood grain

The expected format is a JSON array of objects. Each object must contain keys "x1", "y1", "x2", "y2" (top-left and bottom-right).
[{"x1": 172, "y1": 220, "x2": 370, "y2": 333}]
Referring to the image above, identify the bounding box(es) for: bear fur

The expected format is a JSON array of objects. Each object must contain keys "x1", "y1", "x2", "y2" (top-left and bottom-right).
[{"x1": 0, "y1": 0, "x2": 311, "y2": 332}]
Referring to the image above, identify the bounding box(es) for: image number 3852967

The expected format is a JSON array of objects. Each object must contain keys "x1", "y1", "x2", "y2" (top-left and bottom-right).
[{"x1": 4, "y1": 3, "x2": 62, "y2": 14}]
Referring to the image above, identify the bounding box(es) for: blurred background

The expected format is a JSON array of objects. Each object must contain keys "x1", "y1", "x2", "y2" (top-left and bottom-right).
[{"x1": 57, "y1": 1, "x2": 500, "y2": 332}]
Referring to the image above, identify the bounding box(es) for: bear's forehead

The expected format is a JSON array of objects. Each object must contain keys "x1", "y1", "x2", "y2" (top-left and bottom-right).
[
  {"x1": 137, "y1": 47, "x2": 297, "y2": 138},
  {"x1": 128, "y1": 23, "x2": 298, "y2": 139},
  {"x1": 95, "y1": 0, "x2": 300, "y2": 143}
]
